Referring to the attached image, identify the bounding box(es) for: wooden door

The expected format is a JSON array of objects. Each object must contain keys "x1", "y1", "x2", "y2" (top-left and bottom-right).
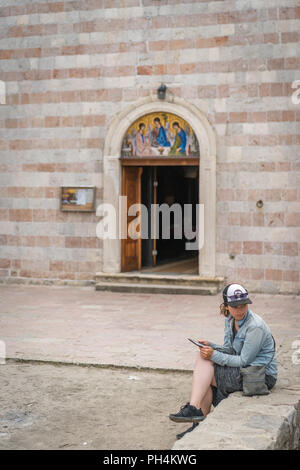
[{"x1": 121, "y1": 166, "x2": 142, "y2": 272}]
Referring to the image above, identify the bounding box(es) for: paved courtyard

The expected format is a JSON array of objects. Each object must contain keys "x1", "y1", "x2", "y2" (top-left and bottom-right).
[
  {"x1": 0, "y1": 284, "x2": 299, "y2": 450},
  {"x1": 1, "y1": 284, "x2": 299, "y2": 371}
]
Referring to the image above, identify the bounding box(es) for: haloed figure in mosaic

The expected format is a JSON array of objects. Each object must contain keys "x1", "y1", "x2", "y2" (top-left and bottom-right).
[
  {"x1": 169, "y1": 283, "x2": 277, "y2": 438},
  {"x1": 151, "y1": 117, "x2": 171, "y2": 148},
  {"x1": 169, "y1": 122, "x2": 187, "y2": 156},
  {"x1": 135, "y1": 123, "x2": 154, "y2": 157}
]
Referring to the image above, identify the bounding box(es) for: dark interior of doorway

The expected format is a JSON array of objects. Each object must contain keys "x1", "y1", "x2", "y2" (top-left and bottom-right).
[{"x1": 141, "y1": 166, "x2": 199, "y2": 274}]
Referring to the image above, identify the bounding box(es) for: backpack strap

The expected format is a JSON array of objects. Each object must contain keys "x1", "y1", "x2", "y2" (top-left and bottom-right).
[{"x1": 266, "y1": 335, "x2": 276, "y2": 366}]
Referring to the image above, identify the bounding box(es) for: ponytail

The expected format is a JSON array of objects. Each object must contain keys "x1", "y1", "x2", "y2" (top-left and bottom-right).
[{"x1": 219, "y1": 302, "x2": 230, "y2": 317}]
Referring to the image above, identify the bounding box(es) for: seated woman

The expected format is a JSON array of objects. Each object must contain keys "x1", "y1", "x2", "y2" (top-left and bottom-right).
[{"x1": 169, "y1": 283, "x2": 277, "y2": 425}]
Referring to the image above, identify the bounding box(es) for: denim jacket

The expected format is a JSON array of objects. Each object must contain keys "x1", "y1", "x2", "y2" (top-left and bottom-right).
[{"x1": 210, "y1": 309, "x2": 278, "y2": 378}]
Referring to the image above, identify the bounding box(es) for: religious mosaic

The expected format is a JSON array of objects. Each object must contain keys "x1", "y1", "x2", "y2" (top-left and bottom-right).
[{"x1": 121, "y1": 112, "x2": 200, "y2": 158}]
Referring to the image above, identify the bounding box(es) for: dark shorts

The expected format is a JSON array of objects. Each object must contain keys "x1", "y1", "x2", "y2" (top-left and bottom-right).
[{"x1": 212, "y1": 364, "x2": 277, "y2": 408}]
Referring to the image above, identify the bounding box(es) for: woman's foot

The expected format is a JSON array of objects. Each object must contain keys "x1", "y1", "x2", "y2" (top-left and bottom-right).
[{"x1": 169, "y1": 402, "x2": 206, "y2": 423}]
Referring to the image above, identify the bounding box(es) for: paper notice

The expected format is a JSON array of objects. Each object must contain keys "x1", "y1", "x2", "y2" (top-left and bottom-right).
[{"x1": 76, "y1": 189, "x2": 86, "y2": 205}]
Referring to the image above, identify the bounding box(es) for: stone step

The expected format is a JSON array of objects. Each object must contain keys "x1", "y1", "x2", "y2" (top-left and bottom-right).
[
  {"x1": 95, "y1": 280, "x2": 221, "y2": 295},
  {"x1": 95, "y1": 272, "x2": 224, "y2": 289}
]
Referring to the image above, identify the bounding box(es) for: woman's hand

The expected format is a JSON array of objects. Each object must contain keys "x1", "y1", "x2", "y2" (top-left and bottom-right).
[
  {"x1": 200, "y1": 346, "x2": 214, "y2": 360},
  {"x1": 198, "y1": 340, "x2": 210, "y2": 346}
]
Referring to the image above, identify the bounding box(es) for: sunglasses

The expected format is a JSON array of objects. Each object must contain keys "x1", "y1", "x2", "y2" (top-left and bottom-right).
[{"x1": 227, "y1": 292, "x2": 248, "y2": 302}]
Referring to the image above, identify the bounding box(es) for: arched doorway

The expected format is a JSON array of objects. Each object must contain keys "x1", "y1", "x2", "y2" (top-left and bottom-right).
[
  {"x1": 101, "y1": 96, "x2": 217, "y2": 278},
  {"x1": 121, "y1": 111, "x2": 200, "y2": 273}
]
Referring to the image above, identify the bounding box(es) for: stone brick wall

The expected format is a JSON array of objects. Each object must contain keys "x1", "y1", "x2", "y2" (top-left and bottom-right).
[{"x1": 0, "y1": 0, "x2": 299, "y2": 292}]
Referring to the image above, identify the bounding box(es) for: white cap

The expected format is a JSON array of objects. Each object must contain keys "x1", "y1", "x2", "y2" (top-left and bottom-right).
[{"x1": 223, "y1": 283, "x2": 252, "y2": 306}]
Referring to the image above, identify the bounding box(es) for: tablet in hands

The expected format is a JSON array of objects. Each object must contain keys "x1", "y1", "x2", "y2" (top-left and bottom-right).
[{"x1": 188, "y1": 338, "x2": 206, "y2": 348}]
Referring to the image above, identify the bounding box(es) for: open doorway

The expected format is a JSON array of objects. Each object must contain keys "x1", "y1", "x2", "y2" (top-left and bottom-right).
[{"x1": 141, "y1": 166, "x2": 199, "y2": 274}]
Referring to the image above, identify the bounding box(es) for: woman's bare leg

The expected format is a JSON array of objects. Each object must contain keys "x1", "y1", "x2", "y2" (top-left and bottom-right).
[
  {"x1": 198, "y1": 385, "x2": 212, "y2": 416},
  {"x1": 189, "y1": 353, "x2": 216, "y2": 415}
]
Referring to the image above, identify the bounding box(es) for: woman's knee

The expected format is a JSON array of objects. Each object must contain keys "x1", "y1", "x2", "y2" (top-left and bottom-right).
[{"x1": 194, "y1": 352, "x2": 214, "y2": 369}]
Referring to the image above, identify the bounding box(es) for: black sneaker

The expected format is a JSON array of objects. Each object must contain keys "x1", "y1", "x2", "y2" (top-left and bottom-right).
[{"x1": 169, "y1": 402, "x2": 206, "y2": 423}]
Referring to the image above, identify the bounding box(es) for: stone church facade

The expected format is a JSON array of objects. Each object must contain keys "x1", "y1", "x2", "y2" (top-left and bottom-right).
[{"x1": 0, "y1": 0, "x2": 299, "y2": 293}]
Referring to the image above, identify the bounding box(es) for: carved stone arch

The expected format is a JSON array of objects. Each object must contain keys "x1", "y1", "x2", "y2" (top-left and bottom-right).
[{"x1": 101, "y1": 95, "x2": 217, "y2": 277}]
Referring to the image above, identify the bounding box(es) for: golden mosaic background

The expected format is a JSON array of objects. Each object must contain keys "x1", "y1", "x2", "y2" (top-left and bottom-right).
[{"x1": 124, "y1": 112, "x2": 196, "y2": 137}]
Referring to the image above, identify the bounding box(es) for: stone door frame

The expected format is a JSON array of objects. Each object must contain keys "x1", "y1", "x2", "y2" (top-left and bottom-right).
[{"x1": 102, "y1": 95, "x2": 217, "y2": 277}]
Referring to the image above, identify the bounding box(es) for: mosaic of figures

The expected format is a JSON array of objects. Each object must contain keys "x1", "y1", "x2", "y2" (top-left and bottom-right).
[{"x1": 121, "y1": 112, "x2": 200, "y2": 158}]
